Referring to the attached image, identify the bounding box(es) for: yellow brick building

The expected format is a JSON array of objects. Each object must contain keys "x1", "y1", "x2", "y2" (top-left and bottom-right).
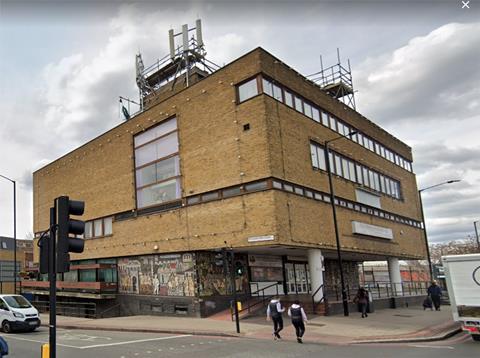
[{"x1": 29, "y1": 47, "x2": 426, "y2": 317}]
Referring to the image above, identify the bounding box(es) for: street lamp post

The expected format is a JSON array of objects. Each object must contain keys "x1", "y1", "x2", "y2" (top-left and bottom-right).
[
  {"x1": 0, "y1": 174, "x2": 16, "y2": 294},
  {"x1": 418, "y1": 179, "x2": 461, "y2": 279},
  {"x1": 474, "y1": 221, "x2": 480, "y2": 251},
  {"x1": 323, "y1": 130, "x2": 357, "y2": 317}
]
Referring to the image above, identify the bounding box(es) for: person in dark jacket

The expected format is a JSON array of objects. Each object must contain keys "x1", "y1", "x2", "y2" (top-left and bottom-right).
[
  {"x1": 288, "y1": 300, "x2": 308, "y2": 343},
  {"x1": 354, "y1": 288, "x2": 369, "y2": 318},
  {"x1": 427, "y1": 280, "x2": 442, "y2": 311},
  {"x1": 266, "y1": 297, "x2": 285, "y2": 340}
]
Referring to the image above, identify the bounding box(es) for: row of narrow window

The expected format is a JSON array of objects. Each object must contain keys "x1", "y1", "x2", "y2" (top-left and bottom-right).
[
  {"x1": 310, "y1": 142, "x2": 402, "y2": 200},
  {"x1": 271, "y1": 179, "x2": 421, "y2": 228},
  {"x1": 237, "y1": 76, "x2": 413, "y2": 172}
]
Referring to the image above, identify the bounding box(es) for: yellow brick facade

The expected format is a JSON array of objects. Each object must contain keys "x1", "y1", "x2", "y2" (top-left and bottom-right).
[{"x1": 33, "y1": 47, "x2": 426, "y2": 265}]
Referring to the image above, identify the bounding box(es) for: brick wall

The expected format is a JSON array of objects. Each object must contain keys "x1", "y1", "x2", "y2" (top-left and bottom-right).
[{"x1": 33, "y1": 47, "x2": 426, "y2": 264}]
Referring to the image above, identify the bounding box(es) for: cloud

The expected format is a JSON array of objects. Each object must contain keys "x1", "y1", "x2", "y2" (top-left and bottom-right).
[
  {"x1": 0, "y1": 3, "x2": 252, "y2": 238},
  {"x1": 354, "y1": 22, "x2": 480, "y2": 244},
  {"x1": 1, "y1": 3, "x2": 478, "y2": 245},
  {"x1": 355, "y1": 22, "x2": 480, "y2": 125}
]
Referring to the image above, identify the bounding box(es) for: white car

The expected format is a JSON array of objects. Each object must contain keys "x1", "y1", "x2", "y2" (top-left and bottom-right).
[{"x1": 0, "y1": 294, "x2": 41, "y2": 333}]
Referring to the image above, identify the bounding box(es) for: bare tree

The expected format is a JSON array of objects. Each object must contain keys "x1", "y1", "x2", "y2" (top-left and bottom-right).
[{"x1": 430, "y1": 237, "x2": 479, "y2": 264}]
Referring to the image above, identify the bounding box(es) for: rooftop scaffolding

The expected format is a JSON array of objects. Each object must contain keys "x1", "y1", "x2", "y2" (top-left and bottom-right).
[{"x1": 307, "y1": 48, "x2": 356, "y2": 110}]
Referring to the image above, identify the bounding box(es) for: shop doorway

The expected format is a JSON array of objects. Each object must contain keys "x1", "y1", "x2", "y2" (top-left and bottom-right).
[{"x1": 285, "y1": 263, "x2": 311, "y2": 294}]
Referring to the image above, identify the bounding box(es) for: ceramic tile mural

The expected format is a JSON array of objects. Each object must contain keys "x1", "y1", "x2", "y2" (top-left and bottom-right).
[{"x1": 118, "y1": 253, "x2": 195, "y2": 296}]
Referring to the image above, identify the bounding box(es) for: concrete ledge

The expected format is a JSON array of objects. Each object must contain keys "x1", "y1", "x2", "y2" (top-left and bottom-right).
[
  {"x1": 41, "y1": 322, "x2": 241, "y2": 338},
  {"x1": 350, "y1": 324, "x2": 462, "y2": 344}
]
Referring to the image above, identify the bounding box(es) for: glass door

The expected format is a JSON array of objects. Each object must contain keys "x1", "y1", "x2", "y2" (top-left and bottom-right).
[
  {"x1": 285, "y1": 263, "x2": 310, "y2": 294},
  {"x1": 295, "y1": 264, "x2": 308, "y2": 294},
  {"x1": 285, "y1": 263, "x2": 296, "y2": 294}
]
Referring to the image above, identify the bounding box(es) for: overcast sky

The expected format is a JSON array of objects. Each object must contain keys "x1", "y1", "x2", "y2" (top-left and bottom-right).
[{"x1": 0, "y1": 0, "x2": 479, "y2": 245}]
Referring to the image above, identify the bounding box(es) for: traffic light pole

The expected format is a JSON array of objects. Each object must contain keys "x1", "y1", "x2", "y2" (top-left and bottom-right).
[
  {"x1": 230, "y1": 250, "x2": 240, "y2": 334},
  {"x1": 48, "y1": 206, "x2": 57, "y2": 358},
  {"x1": 40, "y1": 196, "x2": 85, "y2": 358}
]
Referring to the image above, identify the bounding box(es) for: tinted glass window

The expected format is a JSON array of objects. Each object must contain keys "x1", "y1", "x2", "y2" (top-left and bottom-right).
[{"x1": 4, "y1": 295, "x2": 31, "y2": 309}]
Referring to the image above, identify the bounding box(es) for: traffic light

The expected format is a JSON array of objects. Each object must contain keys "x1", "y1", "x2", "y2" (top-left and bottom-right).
[
  {"x1": 38, "y1": 234, "x2": 49, "y2": 275},
  {"x1": 56, "y1": 196, "x2": 85, "y2": 273},
  {"x1": 235, "y1": 261, "x2": 245, "y2": 276}
]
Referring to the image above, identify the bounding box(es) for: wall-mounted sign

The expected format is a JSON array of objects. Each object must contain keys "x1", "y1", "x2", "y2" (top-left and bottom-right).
[
  {"x1": 352, "y1": 221, "x2": 393, "y2": 240},
  {"x1": 248, "y1": 254, "x2": 283, "y2": 268},
  {"x1": 247, "y1": 235, "x2": 275, "y2": 243}
]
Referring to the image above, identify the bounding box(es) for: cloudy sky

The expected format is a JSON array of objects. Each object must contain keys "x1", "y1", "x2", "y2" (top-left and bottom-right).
[{"x1": 0, "y1": 0, "x2": 478, "y2": 244}]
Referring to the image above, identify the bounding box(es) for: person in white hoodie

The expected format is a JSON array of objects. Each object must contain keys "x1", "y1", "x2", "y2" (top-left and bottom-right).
[
  {"x1": 266, "y1": 297, "x2": 285, "y2": 340},
  {"x1": 288, "y1": 300, "x2": 308, "y2": 343}
]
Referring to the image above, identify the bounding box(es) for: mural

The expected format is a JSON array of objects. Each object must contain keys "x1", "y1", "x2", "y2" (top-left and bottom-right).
[
  {"x1": 196, "y1": 252, "x2": 248, "y2": 296},
  {"x1": 196, "y1": 252, "x2": 229, "y2": 296},
  {"x1": 118, "y1": 251, "x2": 249, "y2": 297},
  {"x1": 118, "y1": 253, "x2": 195, "y2": 296},
  {"x1": 118, "y1": 259, "x2": 141, "y2": 294}
]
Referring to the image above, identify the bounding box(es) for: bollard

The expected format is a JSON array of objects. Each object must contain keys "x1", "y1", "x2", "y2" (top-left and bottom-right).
[{"x1": 41, "y1": 343, "x2": 49, "y2": 358}]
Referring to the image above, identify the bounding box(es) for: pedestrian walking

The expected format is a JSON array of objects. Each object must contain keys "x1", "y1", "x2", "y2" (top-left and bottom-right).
[
  {"x1": 427, "y1": 280, "x2": 442, "y2": 311},
  {"x1": 288, "y1": 300, "x2": 308, "y2": 343},
  {"x1": 353, "y1": 288, "x2": 369, "y2": 318},
  {"x1": 266, "y1": 296, "x2": 285, "y2": 340}
]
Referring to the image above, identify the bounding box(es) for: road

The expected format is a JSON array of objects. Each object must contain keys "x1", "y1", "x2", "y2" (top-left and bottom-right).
[{"x1": 0, "y1": 327, "x2": 477, "y2": 357}]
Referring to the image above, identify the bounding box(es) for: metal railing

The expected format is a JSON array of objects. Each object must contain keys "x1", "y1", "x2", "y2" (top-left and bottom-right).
[
  {"x1": 311, "y1": 284, "x2": 327, "y2": 314},
  {"x1": 325, "y1": 281, "x2": 433, "y2": 302},
  {"x1": 31, "y1": 300, "x2": 97, "y2": 318},
  {"x1": 363, "y1": 281, "x2": 429, "y2": 299},
  {"x1": 231, "y1": 282, "x2": 279, "y2": 321}
]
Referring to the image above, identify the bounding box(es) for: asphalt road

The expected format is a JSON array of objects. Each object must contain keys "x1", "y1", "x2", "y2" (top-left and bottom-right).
[{"x1": 0, "y1": 327, "x2": 477, "y2": 358}]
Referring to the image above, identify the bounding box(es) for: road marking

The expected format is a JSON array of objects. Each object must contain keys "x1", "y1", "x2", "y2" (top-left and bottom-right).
[
  {"x1": 4, "y1": 335, "x2": 80, "y2": 349},
  {"x1": 410, "y1": 344, "x2": 454, "y2": 349},
  {"x1": 60, "y1": 332, "x2": 113, "y2": 342},
  {"x1": 78, "y1": 334, "x2": 191, "y2": 349}
]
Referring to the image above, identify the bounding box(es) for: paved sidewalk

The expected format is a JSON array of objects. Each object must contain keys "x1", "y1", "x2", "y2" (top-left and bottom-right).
[{"x1": 42, "y1": 306, "x2": 460, "y2": 344}]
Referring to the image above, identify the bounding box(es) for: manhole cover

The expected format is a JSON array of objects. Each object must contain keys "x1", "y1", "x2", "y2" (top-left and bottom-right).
[{"x1": 393, "y1": 314, "x2": 413, "y2": 318}]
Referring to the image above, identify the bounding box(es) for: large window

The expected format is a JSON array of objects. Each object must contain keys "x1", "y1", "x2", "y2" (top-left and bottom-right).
[{"x1": 134, "y1": 118, "x2": 181, "y2": 208}]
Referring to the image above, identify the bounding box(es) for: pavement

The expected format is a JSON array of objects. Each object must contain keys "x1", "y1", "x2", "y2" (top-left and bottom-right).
[{"x1": 40, "y1": 305, "x2": 461, "y2": 345}]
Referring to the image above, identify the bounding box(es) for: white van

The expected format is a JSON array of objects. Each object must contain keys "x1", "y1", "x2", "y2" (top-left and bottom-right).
[{"x1": 0, "y1": 294, "x2": 41, "y2": 333}]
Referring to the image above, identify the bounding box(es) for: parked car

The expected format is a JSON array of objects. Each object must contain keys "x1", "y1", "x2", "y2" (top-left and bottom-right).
[{"x1": 0, "y1": 294, "x2": 41, "y2": 333}]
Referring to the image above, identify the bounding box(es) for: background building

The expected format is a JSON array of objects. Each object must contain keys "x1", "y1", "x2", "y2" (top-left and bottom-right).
[
  {"x1": 27, "y1": 37, "x2": 427, "y2": 317},
  {"x1": 0, "y1": 237, "x2": 33, "y2": 294}
]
